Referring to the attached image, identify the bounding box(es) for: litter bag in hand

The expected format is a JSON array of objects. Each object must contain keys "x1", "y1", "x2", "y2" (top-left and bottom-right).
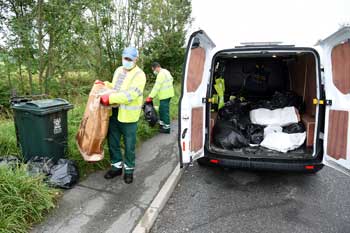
[
  {"x1": 76, "y1": 84, "x2": 111, "y2": 162},
  {"x1": 143, "y1": 102, "x2": 158, "y2": 127}
]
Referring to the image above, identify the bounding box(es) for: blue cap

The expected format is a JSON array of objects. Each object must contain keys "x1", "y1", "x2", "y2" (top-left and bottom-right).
[{"x1": 122, "y1": 47, "x2": 138, "y2": 61}]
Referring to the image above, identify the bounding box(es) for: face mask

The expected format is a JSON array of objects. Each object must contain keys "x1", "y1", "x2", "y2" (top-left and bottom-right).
[
  {"x1": 153, "y1": 70, "x2": 158, "y2": 75},
  {"x1": 122, "y1": 60, "x2": 135, "y2": 70}
]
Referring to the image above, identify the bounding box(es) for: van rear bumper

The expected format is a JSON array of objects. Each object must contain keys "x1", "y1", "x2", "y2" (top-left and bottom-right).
[{"x1": 201, "y1": 152, "x2": 324, "y2": 172}]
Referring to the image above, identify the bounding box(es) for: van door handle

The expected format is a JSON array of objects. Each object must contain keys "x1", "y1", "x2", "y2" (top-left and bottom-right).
[{"x1": 182, "y1": 128, "x2": 188, "y2": 139}]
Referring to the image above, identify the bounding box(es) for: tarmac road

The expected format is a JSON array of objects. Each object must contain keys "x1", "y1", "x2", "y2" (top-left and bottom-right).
[{"x1": 151, "y1": 163, "x2": 350, "y2": 233}]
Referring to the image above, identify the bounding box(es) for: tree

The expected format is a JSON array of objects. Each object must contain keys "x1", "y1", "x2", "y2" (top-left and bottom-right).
[
  {"x1": 0, "y1": 0, "x2": 192, "y2": 106},
  {"x1": 142, "y1": 0, "x2": 192, "y2": 78}
]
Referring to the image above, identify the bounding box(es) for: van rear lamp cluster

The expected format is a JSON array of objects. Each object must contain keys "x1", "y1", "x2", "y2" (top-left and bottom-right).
[
  {"x1": 305, "y1": 165, "x2": 315, "y2": 170},
  {"x1": 210, "y1": 159, "x2": 219, "y2": 164},
  {"x1": 182, "y1": 142, "x2": 186, "y2": 151}
]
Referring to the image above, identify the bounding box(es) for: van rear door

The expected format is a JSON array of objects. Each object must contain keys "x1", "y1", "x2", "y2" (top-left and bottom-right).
[
  {"x1": 179, "y1": 30, "x2": 215, "y2": 166},
  {"x1": 319, "y1": 26, "x2": 350, "y2": 175}
]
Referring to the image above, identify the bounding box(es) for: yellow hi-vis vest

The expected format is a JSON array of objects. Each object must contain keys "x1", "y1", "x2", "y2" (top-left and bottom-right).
[
  {"x1": 149, "y1": 68, "x2": 175, "y2": 100},
  {"x1": 214, "y1": 77, "x2": 225, "y2": 109},
  {"x1": 105, "y1": 65, "x2": 146, "y2": 123}
]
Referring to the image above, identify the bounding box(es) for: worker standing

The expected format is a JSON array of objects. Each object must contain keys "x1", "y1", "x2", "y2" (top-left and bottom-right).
[
  {"x1": 97, "y1": 47, "x2": 146, "y2": 184},
  {"x1": 146, "y1": 62, "x2": 174, "y2": 134}
]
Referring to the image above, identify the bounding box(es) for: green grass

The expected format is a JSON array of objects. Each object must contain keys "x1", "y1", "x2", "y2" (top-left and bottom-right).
[
  {"x1": 0, "y1": 165, "x2": 59, "y2": 233},
  {"x1": 0, "y1": 121, "x2": 20, "y2": 156}
]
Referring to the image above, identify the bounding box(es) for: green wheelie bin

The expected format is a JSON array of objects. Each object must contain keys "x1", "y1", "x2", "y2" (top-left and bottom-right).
[{"x1": 11, "y1": 98, "x2": 73, "y2": 162}]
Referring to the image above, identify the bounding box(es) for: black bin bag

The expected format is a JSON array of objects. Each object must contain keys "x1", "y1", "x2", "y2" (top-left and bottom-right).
[
  {"x1": 26, "y1": 156, "x2": 79, "y2": 189},
  {"x1": 213, "y1": 120, "x2": 249, "y2": 149},
  {"x1": 246, "y1": 124, "x2": 264, "y2": 144},
  {"x1": 49, "y1": 159, "x2": 79, "y2": 189},
  {"x1": 143, "y1": 102, "x2": 158, "y2": 127},
  {"x1": 283, "y1": 122, "x2": 305, "y2": 134},
  {"x1": 218, "y1": 99, "x2": 251, "y2": 131}
]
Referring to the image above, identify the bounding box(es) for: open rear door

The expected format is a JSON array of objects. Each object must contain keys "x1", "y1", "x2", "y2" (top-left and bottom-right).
[
  {"x1": 179, "y1": 30, "x2": 215, "y2": 166},
  {"x1": 318, "y1": 26, "x2": 350, "y2": 175}
]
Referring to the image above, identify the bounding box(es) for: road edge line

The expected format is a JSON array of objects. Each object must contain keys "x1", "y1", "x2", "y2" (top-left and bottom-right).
[{"x1": 132, "y1": 163, "x2": 183, "y2": 233}]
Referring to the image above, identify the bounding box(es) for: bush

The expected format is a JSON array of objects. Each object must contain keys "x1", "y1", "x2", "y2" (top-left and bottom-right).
[{"x1": 0, "y1": 165, "x2": 58, "y2": 233}]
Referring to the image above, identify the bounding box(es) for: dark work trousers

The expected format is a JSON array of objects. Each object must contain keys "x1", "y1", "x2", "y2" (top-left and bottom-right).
[{"x1": 108, "y1": 108, "x2": 137, "y2": 174}]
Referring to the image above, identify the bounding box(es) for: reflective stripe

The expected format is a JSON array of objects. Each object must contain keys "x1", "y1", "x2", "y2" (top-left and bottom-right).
[
  {"x1": 160, "y1": 84, "x2": 173, "y2": 91},
  {"x1": 114, "y1": 72, "x2": 127, "y2": 91},
  {"x1": 162, "y1": 124, "x2": 170, "y2": 129},
  {"x1": 161, "y1": 78, "x2": 173, "y2": 84},
  {"x1": 124, "y1": 164, "x2": 134, "y2": 170},
  {"x1": 159, "y1": 120, "x2": 164, "y2": 125},
  {"x1": 131, "y1": 87, "x2": 143, "y2": 96},
  {"x1": 114, "y1": 70, "x2": 142, "y2": 91},
  {"x1": 112, "y1": 161, "x2": 123, "y2": 168},
  {"x1": 120, "y1": 105, "x2": 142, "y2": 111},
  {"x1": 121, "y1": 90, "x2": 133, "y2": 103}
]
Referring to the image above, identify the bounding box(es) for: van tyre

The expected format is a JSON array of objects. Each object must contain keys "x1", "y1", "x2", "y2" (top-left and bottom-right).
[{"x1": 197, "y1": 157, "x2": 210, "y2": 166}]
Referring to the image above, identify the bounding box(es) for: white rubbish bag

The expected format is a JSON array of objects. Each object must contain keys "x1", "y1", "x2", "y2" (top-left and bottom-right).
[
  {"x1": 260, "y1": 132, "x2": 306, "y2": 153},
  {"x1": 250, "y1": 106, "x2": 300, "y2": 127},
  {"x1": 263, "y1": 125, "x2": 283, "y2": 137}
]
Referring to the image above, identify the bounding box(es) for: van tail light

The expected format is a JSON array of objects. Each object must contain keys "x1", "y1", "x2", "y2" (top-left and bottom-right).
[
  {"x1": 210, "y1": 159, "x2": 219, "y2": 164},
  {"x1": 305, "y1": 165, "x2": 314, "y2": 170},
  {"x1": 182, "y1": 142, "x2": 186, "y2": 151}
]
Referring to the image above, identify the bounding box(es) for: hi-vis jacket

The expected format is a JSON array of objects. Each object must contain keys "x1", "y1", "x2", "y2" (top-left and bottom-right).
[
  {"x1": 105, "y1": 65, "x2": 146, "y2": 123},
  {"x1": 149, "y1": 69, "x2": 175, "y2": 100}
]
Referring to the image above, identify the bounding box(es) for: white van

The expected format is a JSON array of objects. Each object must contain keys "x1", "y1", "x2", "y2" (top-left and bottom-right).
[{"x1": 178, "y1": 27, "x2": 350, "y2": 175}]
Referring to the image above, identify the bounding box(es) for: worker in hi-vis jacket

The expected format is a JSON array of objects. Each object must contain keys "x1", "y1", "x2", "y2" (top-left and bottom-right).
[
  {"x1": 145, "y1": 62, "x2": 175, "y2": 134},
  {"x1": 96, "y1": 47, "x2": 146, "y2": 184}
]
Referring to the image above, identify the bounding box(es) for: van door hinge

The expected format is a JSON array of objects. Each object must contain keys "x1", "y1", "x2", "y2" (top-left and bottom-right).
[
  {"x1": 313, "y1": 98, "x2": 332, "y2": 106},
  {"x1": 202, "y1": 97, "x2": 212, "y2": 103},
  {"x1": 321, "y1": 70, "x2": 325, "y2": 85}
]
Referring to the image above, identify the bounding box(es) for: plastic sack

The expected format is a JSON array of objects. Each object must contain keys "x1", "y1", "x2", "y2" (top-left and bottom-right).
[
  {"x1": 76, "y1": 84, "x2": 111, "y2": 162},
  {"x1": 283, "y1": 122, "x2": 305, "y2": 134},
  {"x1": 49, "y1": 159, "x2": 79, "y2": 189},
  {"x1": 143, "y1": 102, "x2": 158, "y2": 127},
  {"x1": 246, "y1": 124, "x2": 264, "y2": 144},
  {"x1": 218, "y1": 99, "x2": 250, "y2": 120},
  {"x1": 250, "y1": 106, "x2": 300, "y2": 127},
  {"x1": 218, "y1": 99, "x2": 251, "y2": 131},
  {"x1": 213, "y1": 120, "x2": 249, "y2": 149},
  {"x1": 26, "y1": 157, "x2": 79, "y2": 189},
  {"x1": 271, "y1": 91, "x2": 303, "y2": 110},
  {"x1": 260, "y1": 132, "x2": 306, "y2": 153},
  {"x1": 26, "y1": 156, "x2": 55, "y2": 176},
  {"x1": 251, "y1": 91, "x2": 303, "y2": 110},
  {"x1": 264, "y1": 125, "x2": 282, "y2": 137}
]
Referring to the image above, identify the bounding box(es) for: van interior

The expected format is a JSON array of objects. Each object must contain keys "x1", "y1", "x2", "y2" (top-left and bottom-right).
[{"x1": 208, "y1": 50, "x2": 323, "y2": 160}]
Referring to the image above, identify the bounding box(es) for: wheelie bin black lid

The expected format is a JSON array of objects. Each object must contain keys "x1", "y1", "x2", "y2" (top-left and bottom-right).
[{"x1": 11, "y1": 98, "x2": 73, "y2": 115}]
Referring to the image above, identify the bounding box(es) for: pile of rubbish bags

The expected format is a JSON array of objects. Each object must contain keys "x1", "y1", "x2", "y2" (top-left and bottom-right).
[
  {"x1": 0, "y1": 155, "x2": 79, "y2": 189},
  {"x1": 213, "y1": 91, "x2": 306, "y2": 153}
]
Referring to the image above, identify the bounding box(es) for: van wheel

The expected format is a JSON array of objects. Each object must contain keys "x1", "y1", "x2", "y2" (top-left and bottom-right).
[{"x1": 197, "y1": 158, "x2": 210, "y2": 166}]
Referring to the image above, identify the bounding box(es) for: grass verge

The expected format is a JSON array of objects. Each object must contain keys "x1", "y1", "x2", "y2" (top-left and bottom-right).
[{"x1": 0, "y1": 165, "x2": 59, "y2": 233}]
